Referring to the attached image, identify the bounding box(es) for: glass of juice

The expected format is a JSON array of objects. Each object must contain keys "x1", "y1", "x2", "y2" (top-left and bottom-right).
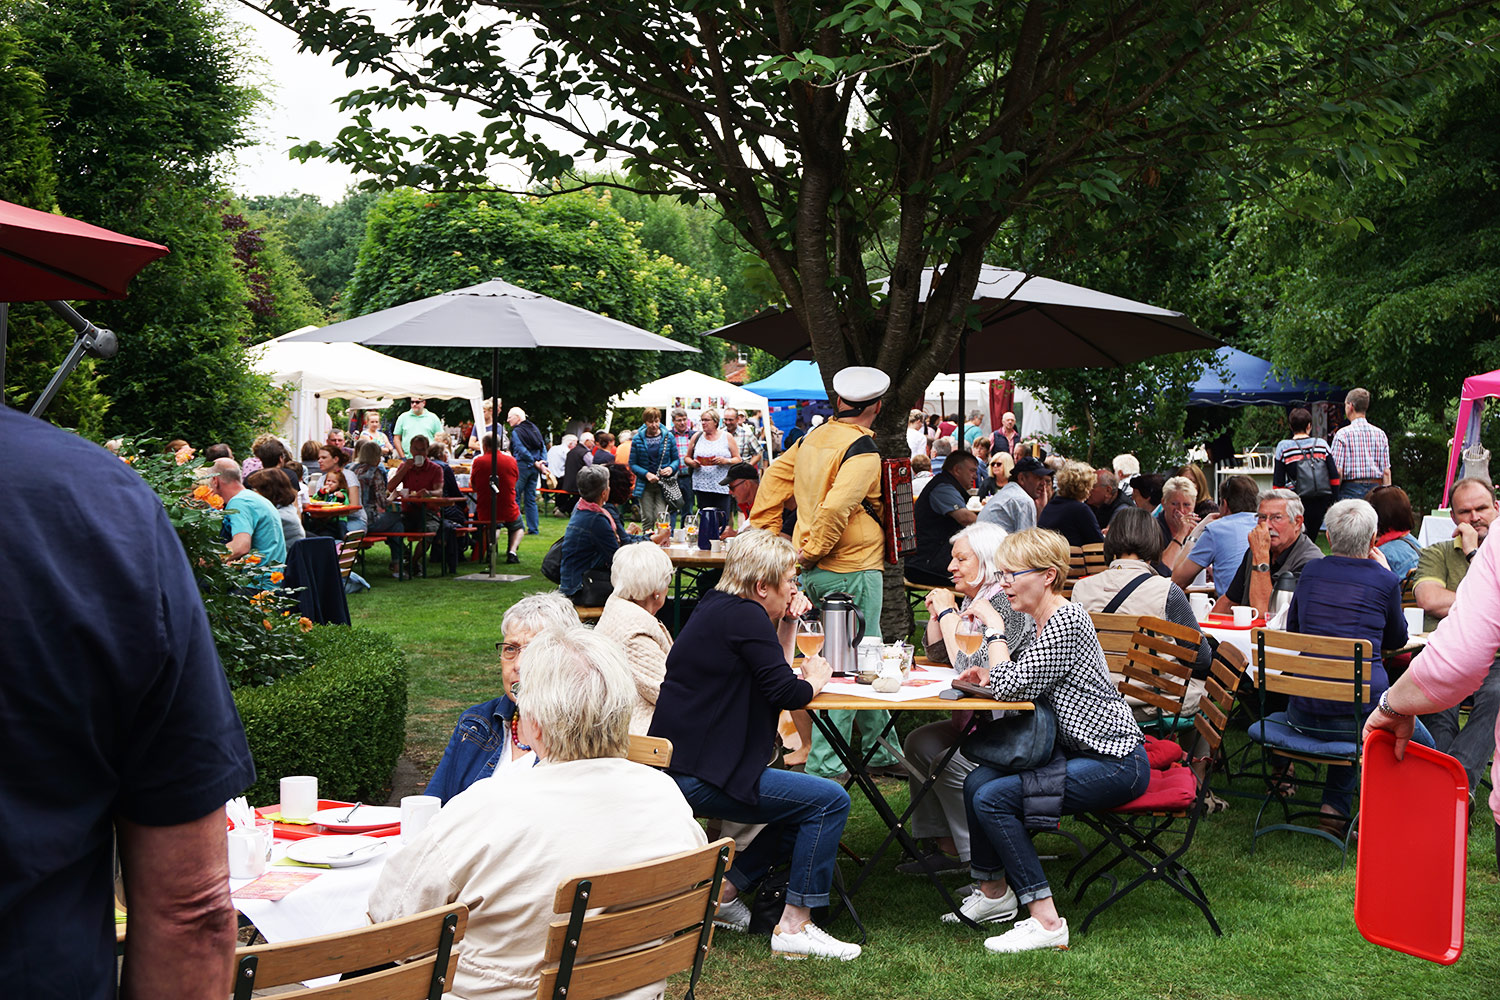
[
  {"x1": 795, "y1": 620, "x2": 825, "y2": 659},
  {"x1": 953, "y1": 618, "x2": 985, "y2": 657}
]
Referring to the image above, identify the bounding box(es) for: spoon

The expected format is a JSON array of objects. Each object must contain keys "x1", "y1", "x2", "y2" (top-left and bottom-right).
[{"x1": 341, "y1": 801, "x2": 362, "y2": 822}]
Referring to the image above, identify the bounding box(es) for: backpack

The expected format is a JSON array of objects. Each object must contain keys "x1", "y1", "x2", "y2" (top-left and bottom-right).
[{"x1": 1288, "y1": 440, "x2": 1332, "y2": 498}]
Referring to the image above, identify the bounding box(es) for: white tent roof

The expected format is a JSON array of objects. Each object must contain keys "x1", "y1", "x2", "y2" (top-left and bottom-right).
[
  {"x1": 609, "y1": 368, "x2": 769, "y2": 413},
  {"x1": 251, "y1": 327, "x2": 484, "y2": 401}
]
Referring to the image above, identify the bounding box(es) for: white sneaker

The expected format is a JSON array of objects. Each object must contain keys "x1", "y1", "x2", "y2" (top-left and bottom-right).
[
  {"x1": 983, "y1": 916, "x2": 1070, "y2": 953},
  {"x1": 940, "y1": 887, "x2": 1019, "y2": 925},
  {"x1": 771, "y1": 921, "x2": 862, "y2": 961},
  {"x1": 712, "y1": 897, "x2": 751, "y2": 932}
]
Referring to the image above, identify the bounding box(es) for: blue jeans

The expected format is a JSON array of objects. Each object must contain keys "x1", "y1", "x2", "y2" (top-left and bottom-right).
[
  {"x1": 965, "y1": 747, "x2": 1151, "y2": 905},
  {"x1": 516, "y1": 464, "x2": 541, "y2": 533},
  {"x1": 672, "y1": 770, "x2": 851, "y2": 908},
  {"x1": 1285, "y1": 704, "x2": 1435, "y2": 815},
  {"x1": 1339, "y1": 480, "x2": 1379, "y2": 501}
]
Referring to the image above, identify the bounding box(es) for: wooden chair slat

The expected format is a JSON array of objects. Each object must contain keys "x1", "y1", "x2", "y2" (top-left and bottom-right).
[
  {"x1": 625, "y1": 734, "x2": 673, "y2": 768},
  {"x1": 537, "y1": 933, "x2": 701, "y2": 1000},
  {"x1": 1121, "y1": 652, "x2": 1194, "y2": 686},
  {"x1": 551, "y1": 838, "x2": 734, "y2": 912},
  {"x1": 1118, "y1": 683, "x2": 1181, "y2": 714},
  {"x1": 1193, "y1": 713, "x2": 1223, "y2": 752},
  {"x1": 295, "y1": 957, "x2": 449, "y2": 1000},
  {"x1": 1263, "y1": 673, "x2": 1371, "y2": 701},
  {"x1": 1132, "y1": 615, "x2": 1203, "y2": 646},
  {"x1": 542, "y1": 887, "x2": 708, "y2": 961},
  {"x1": 1250, "y1": 628, "x2": 1373, "y2": 660},
  {"x1": 1258, "y1": 649, "x2": 1371, "y2": 680}
]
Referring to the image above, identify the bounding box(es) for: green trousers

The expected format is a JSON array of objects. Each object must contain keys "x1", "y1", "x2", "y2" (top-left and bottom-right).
[{"x1": 799, "y1": 565, "x2": 896, "y2": 775}]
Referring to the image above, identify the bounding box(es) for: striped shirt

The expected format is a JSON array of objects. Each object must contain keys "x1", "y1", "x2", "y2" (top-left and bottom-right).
[{"x1": 1330, "y1": 416, "x2": 1390, "y2": 481}]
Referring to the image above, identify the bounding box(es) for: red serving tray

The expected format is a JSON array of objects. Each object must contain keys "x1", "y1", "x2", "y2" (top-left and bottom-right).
[
  {"x1": 1201, "y1": 612, "x2": 1267, "y2": 630},
  {"x1": 1355, "y1": 730, "x2": 1468, "y2": 964},
  {"x1": 254, "y1": 799, "x2": 401, "y2": 841}
]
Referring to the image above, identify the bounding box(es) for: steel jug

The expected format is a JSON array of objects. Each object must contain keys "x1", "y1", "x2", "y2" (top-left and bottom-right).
[{"x1": 821, "y1": 592, "x2": 866, "y2": 675}]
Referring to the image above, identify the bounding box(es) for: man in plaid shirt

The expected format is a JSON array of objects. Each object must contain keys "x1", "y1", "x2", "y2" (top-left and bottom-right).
[
  {"x1": 723, "y1": 407, "x2": 763, "y2": 469},
  {"x1": 1330, "y1": 387, "x2": 1390, "y2": 500}
]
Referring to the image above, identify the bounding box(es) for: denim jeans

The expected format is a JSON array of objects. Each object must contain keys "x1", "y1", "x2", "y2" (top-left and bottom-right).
[
  {"x1": 516, "y1": 464, "x2": 541, "y2": 533},
  {"x1": 1339, "y1": 480, "x2": 1379, "y2": 501},
  {"x1": 672, "y1": 770, "x2": 851, "y2": 908},
  {"x1": 965, "y1": 747, "x2": 1151, "y2": 905},
  {"x1": 1286, "y1": 705, "x2": 1435, "y2": 815}
]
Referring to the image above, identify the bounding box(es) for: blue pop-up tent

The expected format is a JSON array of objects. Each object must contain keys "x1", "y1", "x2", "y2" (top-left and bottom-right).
[
  {"x1": 1188, "y1": 347, "x2": 1341, "y2": 407},
  {"x1": 741, "y1": 361, "x2": 831, "y2": 436}
]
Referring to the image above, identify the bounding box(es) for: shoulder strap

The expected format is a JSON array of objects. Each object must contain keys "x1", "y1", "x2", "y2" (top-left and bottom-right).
[
  {"x1": 1102, "y1": 572, "x2": 1156, "y2": 614},
  {"x1": 839, "y1": 433, "x2": 882, "y2": 522}
]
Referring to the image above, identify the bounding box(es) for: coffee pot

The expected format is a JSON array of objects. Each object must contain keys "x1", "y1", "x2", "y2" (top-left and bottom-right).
[
  {"x1": 697, "y1": 507, "x2": 721, "y2": 549},
  {"x1": 821, "y1": 592, "x2": 866, "y2": 675}
]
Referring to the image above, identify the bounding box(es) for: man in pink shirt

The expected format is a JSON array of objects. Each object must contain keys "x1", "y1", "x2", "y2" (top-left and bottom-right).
[{"x1": 1364, "y1": 521, "x2": 1500, "y2": 853}]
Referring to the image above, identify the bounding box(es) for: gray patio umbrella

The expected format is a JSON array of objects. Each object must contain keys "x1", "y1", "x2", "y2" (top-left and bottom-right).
[
  {"x1": 283, "y1": 279, "x2": 699, "y2": 580},
  {"x1": 709, "y1": 265, "x2": 1219, "y2": 427}
]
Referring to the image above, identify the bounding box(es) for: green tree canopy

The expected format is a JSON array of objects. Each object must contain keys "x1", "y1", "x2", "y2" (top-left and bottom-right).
[
  {"x1": 246, "y1": 190, "x2": 379, "y2": 313},
  {"x1": 341, "y1": 188, "x2": 725, "y2": 430},
  {"x1": 256, "y1": 0, "x2": 1497, "y2": 453}
]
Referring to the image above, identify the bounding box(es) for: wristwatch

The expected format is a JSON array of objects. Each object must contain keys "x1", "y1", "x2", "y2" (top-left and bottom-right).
[
  {"x1": 1251, "y1": 562, "x2": 1271, "y2": 573},
  {"x1": 1378, "y1": 690, "x2": 1409, "y2": 718}
]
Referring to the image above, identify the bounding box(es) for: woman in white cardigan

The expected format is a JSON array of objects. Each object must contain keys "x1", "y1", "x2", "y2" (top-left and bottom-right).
[{"x1": 594, "y1": 542, "x2": 675, "y2": 734}]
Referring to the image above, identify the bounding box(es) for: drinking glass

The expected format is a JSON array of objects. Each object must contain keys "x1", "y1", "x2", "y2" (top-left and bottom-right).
[
  {"x1": 795, "y1": 619, "x2": 825, "y2": 659},
  {"x1": 953, "y1": 618, "x2": 984, "y2": 657}
]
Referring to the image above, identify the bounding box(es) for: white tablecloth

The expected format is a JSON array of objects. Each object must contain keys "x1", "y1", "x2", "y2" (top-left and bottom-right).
[{"x1": 1419, "y1": 513, "x2": 1454, "y2": 547}]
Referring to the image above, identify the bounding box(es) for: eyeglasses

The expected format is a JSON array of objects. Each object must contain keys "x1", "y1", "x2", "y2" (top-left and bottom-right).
[
  {"x1": 1255, "y1": 513, "x2": 1291, "y2": 524},
  {"x1": 497, "y1": 639, "x2": 530, "y2": 661},
  {"x1": 999, "y1": 568, "x2": 1047, "y2": 584},
  {"x1": 990, "y1": 461, "x2": 1005, "y2": 468}
]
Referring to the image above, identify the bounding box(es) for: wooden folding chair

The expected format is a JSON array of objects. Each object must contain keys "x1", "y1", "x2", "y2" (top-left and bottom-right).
[
  {"x1": 538, "y1": 838, "x2": 734, "y2": 1000},
  {"x1": 336, "y1": 528, "x2": 365, "y2": 582},
  {"x1": 627, "y1": 734, "x2": 673, "y2": 768},
  {"x1": 1116, "y1": 616, "x2": 1207, "y2": 737},
  {"x1": 1090, "y1": 611, "x2": 1145, "y2": 678},
  {"x1": 230, "y1": 902, "x2": 467, "y2": 1000},
  {"x1": 1245, "y1": 627, "x2": 1373, "y2": 865},
  {"x1": 1067, "y1": 639, "x2": 1249, "y2": 935}
]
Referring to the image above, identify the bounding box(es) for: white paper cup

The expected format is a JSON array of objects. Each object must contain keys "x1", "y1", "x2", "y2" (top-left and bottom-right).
[
  {"x1": 1189, "y1": 593, "x2": 1212, "y2": 620},
  {"x1": 710, "y1": 539, "x2": 723, "y2": 552},
  {"x1": 280, "y1": 775, "x2": 318, "y2": 820},
  {"x1": 1405, "y1": 607, "x2": 1425, "y2": 635},
  {"x1": 227, "y1": 828, "x2": 268, "y2": 880},
  {"x1": 400, "y1": 794, "x2": 442, "y2": 840},
  {"x1": 1231, "y1": 605, "x2": 1255, "y2": 627}
]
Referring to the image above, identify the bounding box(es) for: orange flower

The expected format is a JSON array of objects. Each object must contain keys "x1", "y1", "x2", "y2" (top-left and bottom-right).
[
  {"x1": 244, "y1": 554, "x2": 261, "y2": 565},
  {"x1": 192, "y1": 484, "x2": 212, "y2": 500},
  {"x1": 251, "y1": 591, "x2": 272, "y2": 605},
  {"x1": 269, "y1": 571, "x2": 284, "y2": 584},
  {"x1": 206, "y1": 493, "x2": 225, "y2": 509},
  {"x1": 174, "y1": 445, "x2": 195, "y2": 464},
  {"x1": 262, "y1": 619, "x2": 273, "y2": 631},
  {"x1": 298, "y1": 617, "x2": 314, "y2": 633},
  {"x1": 282, "y1": 610, "x2": 291, "y2": 617},
  {"x1": 122, "y1": 455, "x2": 136, "y2": 465}
]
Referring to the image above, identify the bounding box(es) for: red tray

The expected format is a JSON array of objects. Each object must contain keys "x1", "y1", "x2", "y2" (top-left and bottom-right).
[
  {"x1": 255, "y1": 799, "x2": 401, "y2": 841},
  {"x1": 1355, "y1": 730, "x2": 1468, "y2": 964},
  {"x1": 1201, "y1": 613, "x2": 1267, "y2": 630}
]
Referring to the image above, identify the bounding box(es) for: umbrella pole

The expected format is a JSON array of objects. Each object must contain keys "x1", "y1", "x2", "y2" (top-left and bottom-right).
[
  {"x1": 489, "y1": 347, "x2": 500, "y2": 578},
  {"x1": 957, "y1": 330, "x2": 967, "y2": 452}
]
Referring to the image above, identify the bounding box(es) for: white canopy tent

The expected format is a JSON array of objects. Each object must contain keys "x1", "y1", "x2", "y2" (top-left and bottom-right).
[
  {"x1": 921, "y1": 370, "x2": 1056, "y2": 440},
  {"x1": 251, "y1": 327, "x2": 485, "y2": 447},
  {"x1": 608, "y1": 368, "x2": 775, "y2": 459}
]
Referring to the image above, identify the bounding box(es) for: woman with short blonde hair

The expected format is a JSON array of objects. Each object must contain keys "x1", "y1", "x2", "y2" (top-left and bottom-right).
[
  {"x1": 519, "y1": 626, "x2": 636, "y2": 762},
  {"x1": 716, "y1": 529, "x2": 797, "y2": 600}
]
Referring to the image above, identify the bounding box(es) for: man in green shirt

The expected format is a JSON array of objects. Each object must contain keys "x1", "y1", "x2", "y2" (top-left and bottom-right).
[
  {"x1": 393, "y1": 398, "x2": 444, "y2": 461},
  {"x1": 1413, "y1": 476, "x2": 1500, "y2": 795}
]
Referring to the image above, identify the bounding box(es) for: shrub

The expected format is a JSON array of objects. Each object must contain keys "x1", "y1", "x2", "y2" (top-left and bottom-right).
[
  {"x1": 1392, "y1": 433, "x2": 1450, "y2": 515},
  {"x1": 233, "y1": 626, "x2": 408, "y2": 805}
]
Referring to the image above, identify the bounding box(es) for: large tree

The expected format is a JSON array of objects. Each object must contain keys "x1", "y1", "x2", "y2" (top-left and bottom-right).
[{"x1": 252, "y1": 0, "x2": 1496, "y2": 442}]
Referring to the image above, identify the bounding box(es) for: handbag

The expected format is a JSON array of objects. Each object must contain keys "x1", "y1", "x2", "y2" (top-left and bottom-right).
[
  {"x1": 659, "y1": 474, "x2": 684, "y2": 511},
  {"x1": 960, "y1": 700, "x2": 1058, "y2": 773}
]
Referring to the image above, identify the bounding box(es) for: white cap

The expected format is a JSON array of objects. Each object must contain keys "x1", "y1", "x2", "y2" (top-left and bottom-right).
[{"x1": 831, "y1": 366, "x2": 890, "y2": 405}]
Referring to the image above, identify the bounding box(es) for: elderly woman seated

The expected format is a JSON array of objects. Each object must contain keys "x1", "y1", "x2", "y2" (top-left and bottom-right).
[
  {"x1": 424, "y1": 593, "x2": 580, "y2": 803},
  {"x1": 558, "y1": 464, "x2": 667, "y2": 605},
  {"x1": 594, "y1": 543, "x2": 675, "y2": 734},
  {"x1": 649, "y1": 529, "x2": 861, "y2": 961},
  {"x1": 900, "y1": 522, "x2": 1034, "y2": 876},
  {"x1": 371, "y1": 624, "x2": 706, "y2": 1000},
  {"x1": 953, "y1": 528, "x2": 1149, "y2": 953}
]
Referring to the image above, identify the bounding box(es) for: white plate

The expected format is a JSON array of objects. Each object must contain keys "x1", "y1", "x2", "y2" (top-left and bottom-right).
[
  {"x1": 311, "y1": 805, "x2": 402, "y2": 832},
  {"x1": 285, "y1": 835, "x2": 390, "y2": 868}
]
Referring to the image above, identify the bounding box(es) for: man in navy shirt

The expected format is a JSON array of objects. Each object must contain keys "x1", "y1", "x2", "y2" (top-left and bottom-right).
[{"x1": 0, "y1": 406, "x2": 256, "y2": 1000}]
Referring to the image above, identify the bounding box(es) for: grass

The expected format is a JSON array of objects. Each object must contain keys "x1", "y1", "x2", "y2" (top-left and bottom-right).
[{"x1": 346, "y1": 513, "x2": 1499, "y2": 999}]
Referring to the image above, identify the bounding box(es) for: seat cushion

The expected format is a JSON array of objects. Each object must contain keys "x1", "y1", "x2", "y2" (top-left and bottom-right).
[
  {"x1": 1142, "y1": 734, "x2": 1186, "y2": 769},
  {"x1": 1246, "y1": 712, "x2": 1357, "y2": 758},
  {"x1": 1111, "y1": 764, "x2": 1196, "y2": 812}
]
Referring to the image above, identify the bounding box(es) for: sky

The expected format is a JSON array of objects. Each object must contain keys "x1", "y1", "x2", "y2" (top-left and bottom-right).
[{"x1": 220, "y1": 1, "x2": 540, "y2": 203}]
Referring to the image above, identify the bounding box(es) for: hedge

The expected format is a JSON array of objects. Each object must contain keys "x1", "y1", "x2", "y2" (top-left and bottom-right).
[{"x1": 233, "y1": 625, "x2": 408, "y2": 806}]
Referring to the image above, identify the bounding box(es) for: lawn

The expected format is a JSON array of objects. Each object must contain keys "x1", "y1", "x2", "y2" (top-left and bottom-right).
[{"x1": 346, "y1": 516, "x2": 1498, "y2": 999}]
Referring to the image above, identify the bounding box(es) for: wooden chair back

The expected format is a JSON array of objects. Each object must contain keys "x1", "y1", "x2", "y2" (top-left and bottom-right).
[
  {"x1": 1250, "y1": 628, "x2": 1374, "y2": 707},
  {"x1": 230, "y1": 902, "x2": 467, "y2": 1000},
  {"x1": 337, "y1": 528, "x2": 366, "y2": 581},
  {"x1": 537, "y1": 838, "x2": 735, "y2": 1000},
  {"x1": 627, "y1": 734, "x2": 673, "y2": 769},
  {"x1": 1090, "y1": 611, "x2": 1144, "y2": 676},
  {"x1": 1400, "y1": 568, "x2": 1420, "y2": 610},
  {"x1": 1116, "y1": 616, "x2": 1204, "y2": 722},
  {"x1": 1192, "y1": 641, "x2": 1249, "y2": 756}
]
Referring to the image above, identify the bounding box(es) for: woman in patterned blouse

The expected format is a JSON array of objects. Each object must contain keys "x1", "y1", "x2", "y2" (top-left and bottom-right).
[{"x1": 952, "y1": 528, "x2": 1148, "y2": 954}]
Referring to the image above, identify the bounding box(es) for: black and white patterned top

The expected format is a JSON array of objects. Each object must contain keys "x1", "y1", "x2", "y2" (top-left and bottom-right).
[
  {"x1": 985, "y1": 601, "x2": 1143, "y2": 758},
  {"x1": 928, "y1": 589, "x2": 1034, "y2": 670}
]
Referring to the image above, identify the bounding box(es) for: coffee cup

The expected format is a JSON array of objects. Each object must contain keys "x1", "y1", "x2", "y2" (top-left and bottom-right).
[
  {"x1": 1189, "y1": 593, "x2": 1212, "y2": 621},
  {"x1": 280, "y1": 775, "x2": 318, "y2": 821},
  {"x1": 227, "y1": 827, "x2": 269, "y2": 880},
  {"x1": 1231, "y1": 605, "x2": 1255, "y2": 627},
  {"x1": 400, "y1": 794, "x2": 442, "y2": 840},
  {"x1": 1404, "y1": 607, "x2": 1425, "y2": 636}
]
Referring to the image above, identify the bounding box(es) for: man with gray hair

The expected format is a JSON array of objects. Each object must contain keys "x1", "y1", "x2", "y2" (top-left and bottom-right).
[
  {"x1": 205, "y1": 458, "x2": 286, "y2": 582},
  {"x1": 723, "y1": 407, "x2": 762, "y2": 469},
  {"x1": 374, "y1": 625, "x2": 707, "y2": 999},
  {"x1": 1212, "y1": 487, "x2": 1322, "y2": 617}
]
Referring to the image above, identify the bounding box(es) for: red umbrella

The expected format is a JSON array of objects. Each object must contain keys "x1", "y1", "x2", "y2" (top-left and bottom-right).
[{"x1": 0, "y1": 199, "x2": 169, "y2": 301}]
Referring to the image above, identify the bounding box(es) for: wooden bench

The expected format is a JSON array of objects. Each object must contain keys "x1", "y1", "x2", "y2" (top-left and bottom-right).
[{"x1": 376, "y1": 531, "x2": 436, "y2": 579}]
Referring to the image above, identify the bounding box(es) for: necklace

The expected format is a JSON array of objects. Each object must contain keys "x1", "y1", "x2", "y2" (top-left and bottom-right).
[{"x1": 510, "y1": 717, "x2": 531, "y2": 752}]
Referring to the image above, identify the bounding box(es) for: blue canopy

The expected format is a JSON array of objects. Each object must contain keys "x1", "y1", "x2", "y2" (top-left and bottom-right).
[
  {"x1": 740, "y1": 360, "x2": 828, "y2": 401},
  {"x1": 1188, "y1": 347, "x2": 1341, "y2": 408}
]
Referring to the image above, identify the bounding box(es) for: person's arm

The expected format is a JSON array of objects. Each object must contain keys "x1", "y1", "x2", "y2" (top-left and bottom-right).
[
  {"x1": 682, "y1": 432, "x2": 701, "y2": 469},
  {"x1": 1163, "y1": 584, "x2": 1212, "y2": 677},
  {"x1": 726, "y1": 435, "x2": 740, "y2": 462},
  {"x1": 660, "y1": 432, "x2": 680, "y2": 477},
  {"x1": 965, "y1": 605, "x2": 1081, "y2": 698},
  {"x1": 1380, "y1": 577, "x2": 1408, "y2": 653},
  {"x1": 623, "y1": 630, "x2": 669, "y2": 713},
  {"x1": 116, "y1": 810, "x2": 239, "y2": 1000},
  {"x1": 345, "y1": 471, "x2": 361, "y2": 509},
  {"x1": 949, "y1": 506, "x2": 978, "y2": 527},
  {"x1": 1171, "y1": 556, "x2": 1207, "y2": 590},
  {"x1": 1412, "y1": 541, "x2": 1460, "y2": 619},
  {"x1": 1243, "y1": 524, "x2": 1274, "y2": 615},
  {"x1": 748, "y1": 444, "x2": 798, "y2": 531},
  {"x1": 225, "y1": 531, "x2": 252, "y2": 560},
  {"x1": 388, "y1": 460, "x2": 410, "y2": 491},
  {"x1": 1272, "y1": 451, "x2": 1288, "y2": 489}
]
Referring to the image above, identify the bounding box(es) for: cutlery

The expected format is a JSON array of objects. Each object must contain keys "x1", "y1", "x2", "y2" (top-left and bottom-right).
[{"x1": 341, "y1": 802, "x2": 362, "y2": 822}]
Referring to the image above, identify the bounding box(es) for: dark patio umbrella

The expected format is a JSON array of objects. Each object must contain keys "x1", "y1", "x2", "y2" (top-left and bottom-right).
[
  {"x1": 0, "y1": 199, "x2": 170, "y2": 415},
  {"x1": 709, "y1": 265, "x2": 1220, "y2": 425},
  {"x1": 282, "y1": 279, "x2": 699, "y2": 579}
]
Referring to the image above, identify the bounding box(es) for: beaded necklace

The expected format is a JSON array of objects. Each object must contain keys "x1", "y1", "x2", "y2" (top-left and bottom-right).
[{"x1": 509, "y1": 717, "x2": 531, "y2": 752}]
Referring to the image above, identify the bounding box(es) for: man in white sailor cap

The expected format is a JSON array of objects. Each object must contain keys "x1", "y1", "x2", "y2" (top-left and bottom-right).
[{"x1": 750, "y1": 366, "x2": 904, "y2": 779}]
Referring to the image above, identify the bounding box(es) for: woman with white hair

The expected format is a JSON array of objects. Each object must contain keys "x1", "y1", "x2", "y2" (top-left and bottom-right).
[
  {"x1": 901, "y1": 523, "x2": 1034, "y2": 876},
  {"x1": 594, "y1": 542, "x2": 675, "y2": 734},
  {"x1": 649, "y1": 529, "x2": 860, "y2": 961},
  {"x1": 1282, "y1": 498, "x2": 1433, "y2": 832},
  {"x1": 372, "y1": 626, "x2": 707, "y2": 1000},
  {"x1": 423, "y1": 593, "x2": 580, "y2": 803}
]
